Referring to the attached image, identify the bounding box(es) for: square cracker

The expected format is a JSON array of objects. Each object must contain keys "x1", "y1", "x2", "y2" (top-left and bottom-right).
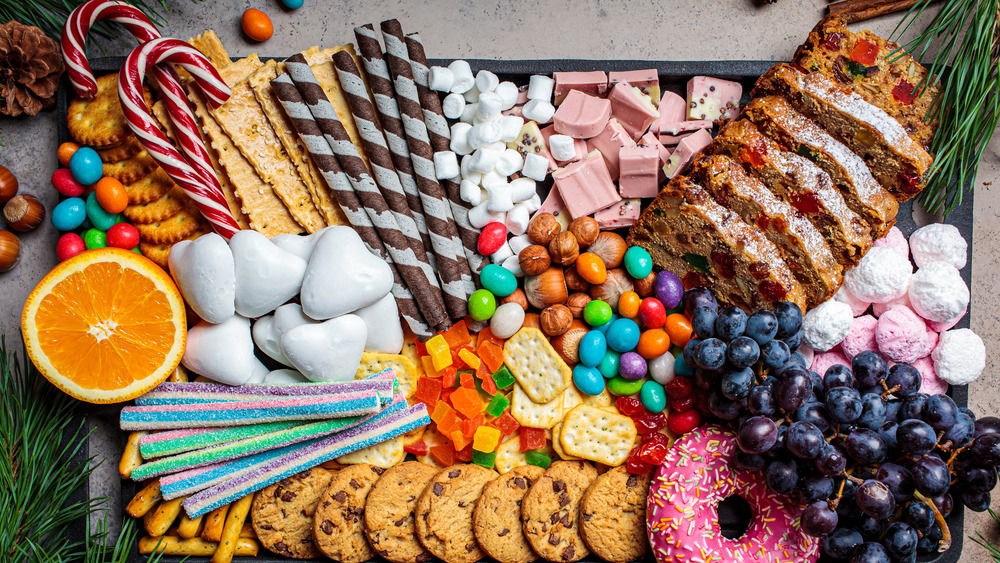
[
  {"x1": 510, "y1": 383, "x2": 562, "y2": 430},
  {"x1": 187, "y1": 30, "x2": 230, "y2": 69},
  {"x1": 581, "y1": 388, "x2": 614, "y2": 408},
  {"x1": 354, "y1": 352, "x2": 419, "y2": 399},
  {"x1": 559, "y1": 405, "x2": 637, "y2": 466},
  {"x1": 503, "y1": 327, "x2": 572, "y2": 404},
  {"x1": 551, "y1": 422, "x2": 581, "y2": 461},
  {"x1": 494, "y1": 436, "x2": 528, "y2": 474},
  {"x1": 336, "y1": 434, "x2": 405, "y2": 468}
]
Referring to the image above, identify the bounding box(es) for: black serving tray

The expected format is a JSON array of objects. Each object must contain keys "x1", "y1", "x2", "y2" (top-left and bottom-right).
[{"x1": 59, "y1": 58, "x2": 971, "y2": 563}]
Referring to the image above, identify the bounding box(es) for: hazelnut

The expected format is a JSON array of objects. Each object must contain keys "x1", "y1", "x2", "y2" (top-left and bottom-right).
[
  {"x1": 588, "y1": 232, "x2": 627, "y2": 269},
  {"x1": 500, "y1": 287, "x2": 529, "y2": 311},
  {"x1": 3, "y1": 194, "x2": 44, "y2": 233},
  {"x1": 551, "y1": 319, "x2": 588, "y2": 364},
  {"x1": 563, "y1": 267, "x2": 591, "y2": 293},
  {"x1": 526, "y1": 212, "x2": 561, "y2": 246},
  {"x1": 548, "y1": 231, "x2": 579, "y2": 266},
  {"x1": 519, "y1": 245, "x2": 551, "y2": 276},
  {"x1": 634, "y1": 271, "x2": 657, "y2": 297},
  {"x1": 0, "y1": 229, "x2": 22, "y2": 272},
  {"x1": 566, "y1": 292, "x2": 592, "y2": 318},
  {"x1": 540, "y1": 304, "x2": 573, "y2": 336},
  {"x1": 524, "y1": 266, "x2": 568, "y2": 309},
  {"x1": 522, "y1": 312, "x2": 542, "y2": 331},
  {"x1": 589, "y1": 268, "x2": 634, "y2": 308},
  {"x1": 568, "y1": 216, "x2": 599, "y2": 246}
]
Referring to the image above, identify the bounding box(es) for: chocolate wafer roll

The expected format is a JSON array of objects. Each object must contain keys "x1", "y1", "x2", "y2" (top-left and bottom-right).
[
  {"x1": 378, "y1": 20, "x2": 476, "y2": 317},
  {"x1": 270, "y1": 71, "x2": 433, "y2": 339},
  {"x1": 282, "y1": 54, "x2": 450, "y2": 331},
  {"x1": 402, "y1": 32, "x2": 486, "y2": 282}
]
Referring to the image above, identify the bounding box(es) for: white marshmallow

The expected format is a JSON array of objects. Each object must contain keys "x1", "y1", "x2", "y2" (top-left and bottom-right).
[
  {"x1": 509, "y1": 177, "x2": 536, "y2": 202},
  {"x1": 491, "y1": 240, "x2": 514, "y2": 264},
  {"x1": 932, "y1": 328, "x2": 985, "y2": 385},
  {"x1": 844, "y1": 246, "x2": 912, "y2": 303},
  {"x1": 910, "y1": 223, "x2": 968, "y2": 269},
  {"x1": 468, "y1": 121, "x2": 502, "y2": 149},
  {"x1": 468, "y1": 147, "x2": 501, "y2": 173},
  {"x1": 484, "y1": 182, "x2": 514, "y2": 212},
  {"x1": 495, "y1": 149, "x2": 525, "y2": 177},
  {"x1": 521, "y1": 153, "x2": 549, "y2": 181},
  {"x1": 526, "y1": 193, "x2": 542, "y2": 212},
  {"x1": 508, "y1": 234, "x2": 532, "y2": 255},
  {"x1": 460, "y1": 179, "x2": 483, "y2": 205},
  {"x1": 442, "y1": 93, "x2": 466, "y2": 119},
  {"x1": 527, "y1": 75, "x2": 555, "y2": 102},
  {"x1": 485, "y1": 141, "x2": 507, "y2": 152},
  {"x1": 549, "y1": 134, "x2": 578, "y2": 161},
  {"x1": 495, "y1": 81, "x2": 519, "y2": 110},
  {"x1": 450, "y1": 122, "x2": 472, "y2": 154},
  {"x1": 475, "y1": 70, "x2": 500, "y2": 93},
  {"x1": 506, "y1": 202, "x2": 531, "y2": 236},
  {"x1": 908, "y1": 261, "x2": 970, "y2": 323},
  {"x1": 476, "y1": 92, "x2": 503, "y2": 122},
  {"x1": 499, "y1": 115, "x2": 525, "y2": 143},
  {"x1": 428, "y1": 66, "x2": 454, "y2": 92},
  {"x1": 468, "y1": 200, "x2": 506, "y2": 228},
  {"x1": 448, "y1": 60, "x2": 475, "y2": 94},
  {"x1": 481, "y1": 170, "x2": 507, "y2": 188},
  {"x1": 522, "y1": 99, "x2": 555, "y2": 123},
  {"x1": 501, "y1": 254, "x2": 524, "y2": 277},
  {"x1": 460, "y1": 155, "x2": 483, "y2": 184},
  {"x1": 460, "y1": 102, "x2": 478, "y2": 124},
  {"x1": 464, "y1": 86, "x2": 481, "y2": 103},
  {"x1": 801, "y1": 299, "x2": 853, "y2": 352},
  {"x1": 433, "y1": 151, "x2": 460, "y2": 179}
]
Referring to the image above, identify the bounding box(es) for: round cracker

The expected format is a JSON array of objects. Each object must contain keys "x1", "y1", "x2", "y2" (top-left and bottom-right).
[
  {"x1": 124, "y1": 187, "x2": 188, "y2": 224},
  {"x1": 136, "y1": 204, "x2": 204, "y2": 245},
  {"x1": 126, "y1": 168, "x2": 174, "y2": 205},
  {"x1": 97, "y1": 135, "x2": 143, "y2": 163},
  {"x1": 104, "y1": 150, "x2": 158, "y2": 184},
  {"x1": 67, "y1": 74, "x2": 149, "y2": 147}
]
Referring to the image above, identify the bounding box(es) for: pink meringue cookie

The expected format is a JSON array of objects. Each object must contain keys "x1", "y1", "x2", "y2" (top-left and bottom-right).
[
  {"x1": 926, "y1": 306, "x2": 967, "y2": 332},
  {"x1": 840, "y1": 315, "x2": 878, "y2": 359},
  {"x1": 872, "y1": 225, "x2": 909, "y2": 259},
  {"x1": 913, "y1": 356, "x2": 948, "y2": 395},
  {"x1": 833, "y1": 285, "x2": 871, "y2": 317},
  {"x1": 916, "y1": 327, "x2": 939, "y2": 359},
  {"x1": 875, "y1": 307, "x2": 929, "y2": 364},
  {"x1": 811, "y1": 350, "x2": 851, "y2": 376},
  {"x1": 873, "y1": 291, "x2": 911, "y2": 318}
]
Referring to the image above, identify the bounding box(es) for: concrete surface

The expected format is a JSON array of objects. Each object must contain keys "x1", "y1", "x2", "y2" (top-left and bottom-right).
[{"x1": 1, "y1": 0, "x2": 998, "y2": 558}]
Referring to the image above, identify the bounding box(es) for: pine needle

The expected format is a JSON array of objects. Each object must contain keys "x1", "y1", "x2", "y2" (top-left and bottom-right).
[{"x1": 971, "y1": 508, "x2": 1000, "y2": 562}]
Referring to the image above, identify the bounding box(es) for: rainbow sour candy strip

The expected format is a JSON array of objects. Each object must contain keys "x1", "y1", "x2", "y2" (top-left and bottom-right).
[
  {"x1": 182, "y1": 403, "x2": 429, "y2": 517},
  {"x1": 138, "y1": 423, "x2": 300, "y2": 459},
  {"x1": 135, "y1": 378, "x2": 395, "y2": 405}
]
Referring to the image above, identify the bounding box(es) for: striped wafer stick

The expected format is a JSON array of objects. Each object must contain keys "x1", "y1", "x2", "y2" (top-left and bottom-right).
[
  {"x1": 269, "y1": 71, "x2": 434, "y2": 339},
  {"x1": 282, "y1": 54, "x2": 449, "y2": 330},
  {"x1": 402, "y1": 33, "x2": 486, "y2": 281},
  {"x1": 371, "y1": 21, "x2": 476, "y2": 318}
]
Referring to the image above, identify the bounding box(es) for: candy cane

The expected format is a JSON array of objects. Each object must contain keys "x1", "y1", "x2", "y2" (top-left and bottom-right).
[{"x1": 120, "y1": 38, "x2": 240, "y2": 238}]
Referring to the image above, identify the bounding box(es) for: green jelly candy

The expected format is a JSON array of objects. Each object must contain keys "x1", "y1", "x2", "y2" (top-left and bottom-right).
[
  {"x1": 640, "y1": 380, "x2": 667, "y2": 413},
  {"x1": 525, "y1": 449, "x2": 552, "y2": 469},
  {"x1": 132, "y1": 246, "x2": 142, "y2": 254},
  {"x1": 479, "y1": 264, "x2": 517, "y2": 298},
  {"x1": 607, "y1": 375, "x2": 644, "y2": 396},
  {"x1": 624, "y1": 246, "x2": 653, "y2": 279},
  {"x1": 468, "y1": 289, "x2": 497, "y2": 321},
  {"x1": 83, "y1": 228, "x2": 107, "y2": 250},
  {"x1": 598, "y1": 350, "x2": 621, "y2": 379},
  {"x1": 583, "y1": 299, "x2": 613, "y2": 327},
  {"x1": 86, "y1": 191, "x2": 121, "y2": 231},
  {"x1": 492, "y1": 365, "x2": 515, "y2": 389},
  {"x1": 472, "y1": 449, "x2": 497, "y2": 468},
  {"x1": 486, "y1": 393, "x2": 510, "y2": 417}
]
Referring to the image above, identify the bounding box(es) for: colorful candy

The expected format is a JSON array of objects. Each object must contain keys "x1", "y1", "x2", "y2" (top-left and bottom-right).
[
  {"x1": 618, "y1": 351, "x2": 647, "y2": 380},
  {"x1": 638, "y1": 297, "x2": 666, "y2": 328},
  {"x1": 51, "y1": 197, "x2": 87, "y2": 231},
  {"x1": 83, "y1": 228, "x2": 107, "y2": 249},
  {"x1": 575, "y1": 252, "x2": 607, "y2": 284},
  {"x1": 86, "y1": 191, "x2": 120, "y2": 231},
  {"x1": 665, "y1": 313, "x2": 694, "y2": 347},
  {"x1": 106, "y1": 222, "x2": 140, "y2": 249},
  {"x1": 241, "y1": 8, "x2": 274, "y2": 41},
  {"x1": 95, "y1": 177, "x2": 128, "y2": 213},
  {"x1": 636, "y1": 329, "x2": 670, "y2": 359},
  {"x1": 58, "y1": 142, "x2": 80, "y2": 167},
  {"x1": 577, "y1": 330, "x2": 607, "y2": 367},
  {"x1": 477, "y1": 222, "x2": 507, "y2": 255},
  {"x1": 56, "y1": 232, "x2": 86, "y2": 261},
  {"x1": 607, "y1": 375, "x2": 643, "y2": 396},
  {"x1": 623, "y1": 246, "x2": 652, "y2": 279},
  {"x1": 468, "y1": 288, "x2": 497, "y2": 321},
  {"x1": 572, "y1": 364, "x2": 605, "y2": 395},
  {"x1": 640, "y1": 380, "x2": 667, "y2": 413},
  {"x1": 617, "y1": 290, "x2": 641, "y2": 319},
  {"x1": 51, "y1": 168, "x2": 85, "y2": 197},
  {"x1": 606, "y1": 317, "x2": 641, "y2": 352},
  {"x1": 68, "y1": 147, "x2": 102, "y2": 185},
  {"x1": 598, "y1": 350, "x2": 620, "y2": 379},
  {"x1": 583, "y1": 299, "x2": 612, "y2": 326},
  {"x1": 480, "y1": 264, "x2": 517, "y2": 297},
  {"x1": 654, "y1": 270, "x2": 684, "y2": 308}
]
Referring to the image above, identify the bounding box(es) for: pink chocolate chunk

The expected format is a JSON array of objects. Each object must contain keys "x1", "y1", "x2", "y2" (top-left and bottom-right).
[
  {"x1": 553, "y1": 151, "x2": 621, "y2": 219},
  {"x1": 594, "y1": 198, "x2": 641, "y2": 229},
  {"x1": 608, "y1": 69, "x2": 658, "y2": 95},
  {"x1": 553, "y1": 90, "x2": 612, "y2": 139},
  {"x1": 654, "y1": 91, "x2": 687, "y2": 132},
  {"x1": 608, "y1": 82, "x2": 659, "y2": 140},
  {"x1": 539, "y1": 124, "x2": 587, "y2": 164},
  {"x1": 586, "y1": 118, "x2": 636, "y2": 180},
  {"x1": 658, "y1": 120, "x2": 713, "y2": 146},
  {"x1": 618, "y1": 145, "x2": 661, "y2": 198},
  {"x1": 639, "y1": 131, "x2": 670, "y2": 182},
  {"x1": 840, "y1": 314, "x2": 878, "y2": 359},
  {"x1": 663, "y1": 128, "x2": 713, "y2": 179},
  {"x1": 531, "y1": 187, "x2": 571, "y2": 231},
  {"x1": 875, "y1": 306, "x2": 929, "y2": 364},
  {"x1": 687, "y1": 76, "x2": 743, "y2": 120},
  {"x1": 553, "y1": 71, "x2": 608, "y2": 102}
]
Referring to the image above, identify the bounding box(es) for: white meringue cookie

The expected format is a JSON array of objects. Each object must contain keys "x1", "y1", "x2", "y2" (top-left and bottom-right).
[
  {"x1": 908, "y1": 261, "x2": 970, "y2": 323},
  {"x1": 909, "y1": 223, "x2": 967, "y2": 269},
  {"x1": 801, "y1": 300, "x2": 853, "y2": 352},
  {"x1": 932, "y1": 328, "x2": 985, "y2": 385},
  {"x1": 844, "y1": 246, "x2": 912, "y2": 303}
]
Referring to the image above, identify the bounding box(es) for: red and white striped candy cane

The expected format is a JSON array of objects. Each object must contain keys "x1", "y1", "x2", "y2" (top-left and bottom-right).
[{"x1": 120, "y1": 38, "x2": 240, "y2": 238}]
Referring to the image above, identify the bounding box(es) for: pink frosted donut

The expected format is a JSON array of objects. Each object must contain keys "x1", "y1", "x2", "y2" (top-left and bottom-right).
[
  {"x1": 873, "y1": 225, "x2": 909, "y2": 258},
  {"x1": 876, "y1": 307, "x2": 929, "y2": 364},
  {"x1": 840, "y1": 315, "x2": 878, "y2": 359},
  {"x1": 811, "y1": 350, "x2": 851, "y2": 376},
  {"x1": 647, "y1": 425, "x2": 821, "y2": 563},
  {"x1": 914, "y1": 356, "x2": 949, "y2": 395}
]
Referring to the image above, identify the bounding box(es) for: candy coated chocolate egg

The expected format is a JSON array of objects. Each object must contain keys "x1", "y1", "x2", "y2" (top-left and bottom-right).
[
  {"x1": 490, "y1": 302, "x2": 525, "y2": 339},
  {"x1": 598, "y1": 349, "x2": 620, "y2": 379},
  {"x1": 86, "y1": 191, "x2": 121, "y2": 231},
  {"x1": 480, "y1": 264, "x2": 517, "y2": 297},
  {"x1": 106, "y1": 222, "x2": 139, "y2": 249},
  {"x1": 69, "y1": 147, "x2": 102, "y2": 185},
  {"x1": 638, "y1": 297, "x2": 666, "y2": 329},
  {"x1": 648, "y1": 352, "x2": 677, "y2": 385},
  {"x1": 640, "y1": 380, "x2": 667, "y2": 412},
  {"x1": 280, "y1": 0, "x2": 304, "y2": 8},
  {"x1": 623, "y1": 246, "x2": 652, "y2": 279},
  {"x1": 578, "y1": 330, "x2": 607, "y2": 368},
  {"x1": 95, "y1": 177, "x2": 128, "y2": 213},
  {"x1": 593, "y1": 313, "x2": 618, "y2": 335},
  {"x1": 654, "y1": 270, "x2": 684, "y2": 308},
  {"x1": 575, "y1": 252, "x2": 607, "y2": 285},
  {"x1": 617, "y1": 290, "x2": 641, "y2": 319},
  {"x1": 607, "y1": 375, "x2": 644, "y2": 396},
  {"x1": 56, "y1": 232, "x2": 85, "y2": 261},
  {"x1": 51, "y1": 197, "x2": 86, "y2": 231},
  {"x1": 468, "y1": 288, "x2": 496, "y2": 321},
  {"x1": 242, "y1": 8, "x2": 274, "y2": 42},
  {"x1": 58, "y1": 142, "x2": 79, "y2": 167},
  {"x1": 51, "y1": 168, "x2": 85, "y2": 197},
  {"x1": 606, "y1": 317, "x2": 641, "y2": 352},
  {"x1": 573, "y1": 365, "x2": 605, "y2": 396},
  {"x1": 83, "y1": 228, "x2": 107, "y2": 249},
  {"x1": 618, "y1": 351, "x2": 647, "y2": 380},
  {"x1": 674, "y1": 354, "x2": 695, "y2": 378},
  {"x1": 477, "y1": 222, "x2": 507, "y2": 255},
  {"x1": 583, "y1": 299, "x2": 612, "y2": 327}
]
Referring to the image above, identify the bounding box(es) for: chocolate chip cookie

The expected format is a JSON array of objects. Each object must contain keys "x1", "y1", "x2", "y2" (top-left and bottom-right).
[
  {"x1": 520, "y1": 460, "x2": 598, "y2": 563},
  {"x1": 250, "y1": 466, "x2": 335, "y2": 559},
  {"x1": 579, "y1": 466, "x2": 652, "y2": 562},
  {"x1": 364, "y1": 461, "x2": 438, "y2": 563},
  {"x1": 313, "y1": 463, "x2": 385, "y2": 563},
  {"x1": 473, "y1": 465, "x2": 545, "y2": 563},
  {"x1": 414, "y1": 464, "x2": 498, "y2": 563}
]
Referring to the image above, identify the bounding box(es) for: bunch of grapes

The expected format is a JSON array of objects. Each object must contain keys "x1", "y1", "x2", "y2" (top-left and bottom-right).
[{"x1": 677, "y1": 295, "x2": 1000, "y2": 562}]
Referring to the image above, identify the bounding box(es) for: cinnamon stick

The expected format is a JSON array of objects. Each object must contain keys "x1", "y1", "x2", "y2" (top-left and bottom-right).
[{"x1": 828, "y1": 0, "x2": 937, "y2": 23}]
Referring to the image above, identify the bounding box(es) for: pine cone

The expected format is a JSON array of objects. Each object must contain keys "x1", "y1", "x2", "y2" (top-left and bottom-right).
[{"x1": 0, "y1": 21, "x2": 64, "y2": 117}]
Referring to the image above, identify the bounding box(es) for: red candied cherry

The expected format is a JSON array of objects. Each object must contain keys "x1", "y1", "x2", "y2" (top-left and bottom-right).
[
  {"x1": 639, "y1": 433, "x2": 670, "y2": 465},
  {"x1": 664, "y1": 376, "x2": 693, "y2": 399},
  {"x1": 667, "y1": 409, "x2": 701, "y2": 435},
  {"x1": 616, "y1": 396, "x2": 645, "y2": 417},
  {"x1": 635, "y1": 411, "x2": 667, "y2": 435},
  {"x1": 670, "y1": 395, "x2": 694, "y2": 413},
  {"x1": 626, "y1": 446, "x2": 653, "y2": 474}
]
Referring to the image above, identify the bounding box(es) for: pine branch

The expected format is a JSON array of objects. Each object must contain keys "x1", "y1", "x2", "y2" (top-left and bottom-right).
[{"x1": 971, "y1": 508, "x2": 1000, "y2": 562}]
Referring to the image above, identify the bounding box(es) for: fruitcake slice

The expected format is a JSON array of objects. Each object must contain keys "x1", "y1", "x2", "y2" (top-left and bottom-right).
[
  {"x1": 708, "y1": 120, "x2": 872, "y2": 266},
  {"x1": 742, "y1": 96, "x2": 898, "y2": 239},
  {"x1": 751, "y1": 63, "x2": 933, "y2": 201},
  {"x1": 691, "y1": 154, "x2": 842, "y2": 306},
  {"x1": 627, "y1": 176, "x2": 807, "y2": 312},
  {"x1": 793, "y1": 14, "x2": 938, "y2": 152}
]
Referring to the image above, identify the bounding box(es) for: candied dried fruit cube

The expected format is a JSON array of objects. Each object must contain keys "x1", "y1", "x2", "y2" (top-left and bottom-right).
[
  {"x1": 525, "y1": 450, "x2": 551, "y2": 468},
  {"x1": 473, "y1": 426, "x2": 502, "y2": 452},
  {"x1": 472, "y1": 449, "x2": 497, "y2": 468},
  {"x1": 519, "y1": 427, "x2": 547, "y2": 452}
]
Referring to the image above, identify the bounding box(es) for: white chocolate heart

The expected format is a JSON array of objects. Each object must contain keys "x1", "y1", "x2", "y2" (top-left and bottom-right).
[
  {"x1": 168, "y1": 233, "x2": 235, "y2": 324},
  {"x1": 354, "y1": 294, "x2": 404, "y2": 354},
  {"x1": 246, "y1": 358, "x2": 269, "y2": 384},
  {"x1": 230, "y1": 230, "x2": 307, "y2": 319},
  {"x1": 182, "y1": 315, "x2": 256, "y2": 386},
  {"x1": 273, "y1": 303, "x2": 316, "y2": 334},
  {"x1": 264, "y1": 369, "x2": 309, "y2": 384},
  {"x1": 251, "y1": 315, "x2": 290, "y2": 366},
  {"x1": 280, "y1": 314, "x2": 368, "y2": 382},
  {"x1": 300, "y1": 226, "x2": 394, "y2": 320},
  {"x1": 271, "y1": 226, "x2": 332, "y2": 262}
]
